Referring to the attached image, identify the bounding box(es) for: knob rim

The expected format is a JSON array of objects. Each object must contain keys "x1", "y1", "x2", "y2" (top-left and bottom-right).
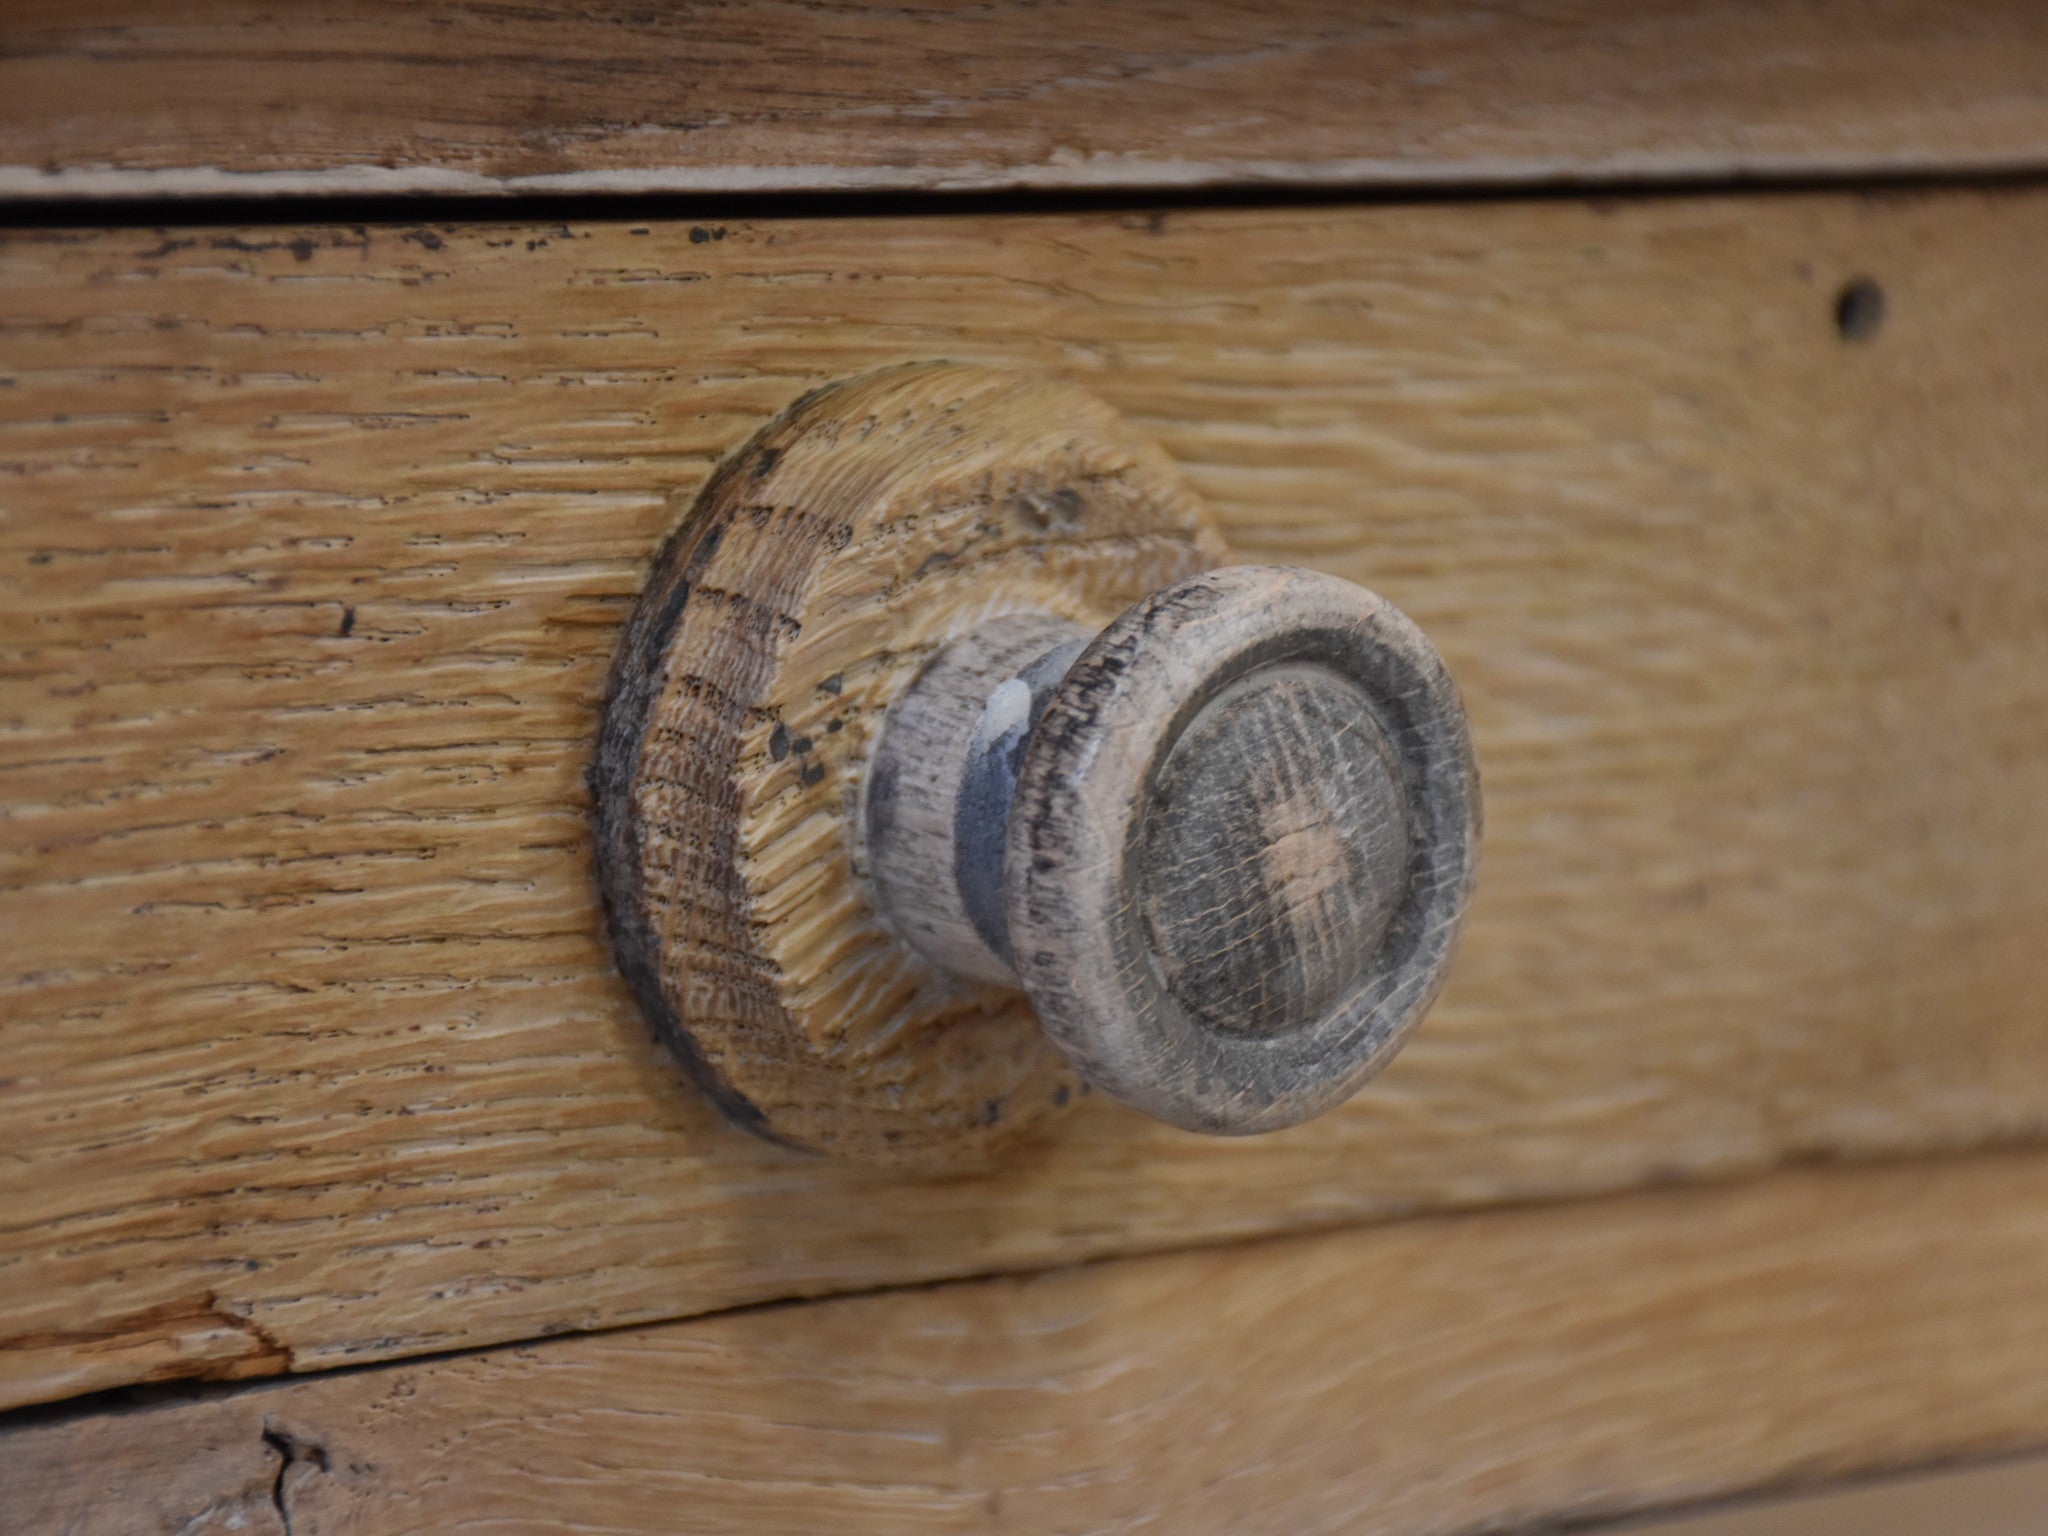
[{"x1": 1006, "y1": 565, "x2": 1480, "y2": 1134}]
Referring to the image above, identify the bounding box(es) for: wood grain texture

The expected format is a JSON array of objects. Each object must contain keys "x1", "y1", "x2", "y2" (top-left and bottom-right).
[
  {"x1": 12, "y1": 1151, "x2": 2048, "y2": 1535},
  {"x1": 589, "y1": 361, "x2": 1223, "y2": 1164},
  {"x1": 5, "y1": 190, "x2": 2048, "y2": 1409},
  {"x1": 7, "y1": 1, "x2": 2048, "y2": 199},
  {"x1": 1627, "y1": 1456, "x2": 2048, "y2": 1536}
]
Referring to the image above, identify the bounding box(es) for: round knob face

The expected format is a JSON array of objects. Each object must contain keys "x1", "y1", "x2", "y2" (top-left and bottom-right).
[
  {"x1": 1008, "y1": 566, "x2": 1479, "y2": 1134},
  {"x1": 1140, "y1": 664, "x2": 1412, "y2": 1038}
]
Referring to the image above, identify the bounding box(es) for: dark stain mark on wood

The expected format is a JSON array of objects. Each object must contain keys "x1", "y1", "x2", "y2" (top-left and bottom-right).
[
  {"x1": 1836, "y1": 277, "x2": 1886, "y2": 341},
  {"x1": 261, "y1": 1424, "x2": 330, "y2": 1536},
  {"x1": 0, "y1": 1292, "x2": 294, "y2": 1380}
]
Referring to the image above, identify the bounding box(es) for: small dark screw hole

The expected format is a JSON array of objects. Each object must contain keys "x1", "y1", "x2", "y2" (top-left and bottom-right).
[{"x1": 1835, "y1": 278, "x2": 1886, "y2": 342}]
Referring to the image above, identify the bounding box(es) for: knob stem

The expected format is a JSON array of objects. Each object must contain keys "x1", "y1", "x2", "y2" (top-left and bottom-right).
[{"x1": 862, "y1": 613, "x2": 1087, "y2": 986}]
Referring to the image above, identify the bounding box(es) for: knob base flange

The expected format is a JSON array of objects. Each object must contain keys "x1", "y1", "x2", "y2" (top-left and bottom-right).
[{"x1": 590, "y1": 362, "x2": 1226, "y2": 1166}]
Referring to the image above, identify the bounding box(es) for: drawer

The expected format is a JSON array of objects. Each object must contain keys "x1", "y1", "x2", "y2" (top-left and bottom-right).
[
  {"x1": 6, "y1": 188, "x2": 2048, "y2": 1411},
  {"x1": 4, "y1": 2, "x2": 2045, "y2": 198},
  {"x1": 12, "y1": 1152, "x2": 2048, "y2": 1534}
]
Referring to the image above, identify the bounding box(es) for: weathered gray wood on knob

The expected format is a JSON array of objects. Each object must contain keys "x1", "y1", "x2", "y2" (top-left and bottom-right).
[
  {"x1": 1014, "y1": 566, "x2": 1478, "y2": 1132},
  {"x1": 867, "y1": 565, "x2": 1480, "y2": 1135},
  {"x1": 1143, "y1": 663, "x2": 1412, "y2": 1038}
]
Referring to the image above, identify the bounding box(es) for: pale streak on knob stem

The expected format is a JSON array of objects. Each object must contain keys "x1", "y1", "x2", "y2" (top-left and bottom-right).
[{"x1": 863, "y1": 613, "x2": 1087, "y2": 986}]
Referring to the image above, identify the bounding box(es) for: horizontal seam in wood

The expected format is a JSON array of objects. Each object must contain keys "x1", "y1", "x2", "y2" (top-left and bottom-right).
[
  {"x1": 4, "y1": 1137, "x2": 2038, "y2": 1431},
  {"x1": 3, "y1": 163, "x2": 2048, "y2": 231}
]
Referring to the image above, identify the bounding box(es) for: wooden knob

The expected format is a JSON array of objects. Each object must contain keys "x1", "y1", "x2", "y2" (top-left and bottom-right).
[
  {"x1": 866, "y1": 565, "x2": 1478, "y2": 1134},
  {"x1": 591, "y1": 362, "x2": 1479, "y2": 1165}
]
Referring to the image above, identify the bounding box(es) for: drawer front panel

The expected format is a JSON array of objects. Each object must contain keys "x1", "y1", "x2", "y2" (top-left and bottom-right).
[
  {"x1": 11, "y1": 1152, "x2": 2048, "y2": 1534},
  {"x1": 4, "y1": 190, "x2": 2047, "y2": 1407},
  {"x1": 5, "y1": 1, "x2": 2047, "y2": 198}
]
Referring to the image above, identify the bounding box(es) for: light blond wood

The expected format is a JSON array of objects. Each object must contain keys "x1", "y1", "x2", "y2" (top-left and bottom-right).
[
  {"x1": 590, "y1": 361, "x2": 1223, "y2": 1163},
  {"x1": 11, "y1": 1152, "x2": 2048, "y2": 1534},
  {"x1": 4, "y1": 190, "x2": 2048, "y2": 1410},
  {"x1": 6, "y1": 1, "x2": 2048, "y2": 198},
  {"x1": 1627, "y1": 1455, "x2": 2048, "y2": 1536}
]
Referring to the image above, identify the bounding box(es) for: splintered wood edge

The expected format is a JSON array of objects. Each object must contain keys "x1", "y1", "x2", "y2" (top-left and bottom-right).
[{"x1": 591, "y1": 361, "x2": 1227, "y2": 1165}]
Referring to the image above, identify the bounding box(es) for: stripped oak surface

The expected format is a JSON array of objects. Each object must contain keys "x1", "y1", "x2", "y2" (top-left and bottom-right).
[
  {"x1": 5, "y1": 189, "x2": 2048, "y2": 1409},
  {"x1": 586, "y1": 362, "x2": 1223, "y2": 1164},
  {"x1": 11, "y1": 1152, "x2": 2048, "y2": 1534},
  {"x1": 1627, "y1": 1456, "x2": 2048, "y2": 1536},
  {"x1": 7, "y1": 1, "x2": 2048, "y2": 198}
]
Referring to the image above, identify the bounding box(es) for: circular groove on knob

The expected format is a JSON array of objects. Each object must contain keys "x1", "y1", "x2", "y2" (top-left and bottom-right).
[
  {"x1": 1141, "y1": 662, "x2": 1411, "y2": 1037},
  {"x1": 1007, "y1": 566, "x2": 1480, "y2": 1134}
]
